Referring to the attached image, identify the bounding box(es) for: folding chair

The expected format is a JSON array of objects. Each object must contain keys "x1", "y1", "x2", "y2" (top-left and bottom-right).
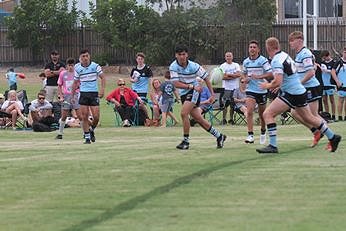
[
  {"x1": 280, "y1": 110, "x2": 298, "y2": 125},
  {"x1": 0, "y1": 111, "x2": 13, "y2": 129},
  {"x1": 207, "y1": 87, "x2": 224, "y2": 125},
  {"x1": 233, "y1": 107, "x2": 247, "y2": 125}
]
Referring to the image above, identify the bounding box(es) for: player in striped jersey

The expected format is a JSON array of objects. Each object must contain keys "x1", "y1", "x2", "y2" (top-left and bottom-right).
[
  {"x1": 289, "y1": 31, "x2": 324, "y2": 148},
  {"x1": 170, "y1": 44, "x2": 226, "y2": 150},
  {"x1": 256, "y1": 37, "x2": 341, "y2": 153},
  {"x1": 242, "y1": 40, "x2": 273, "y2": 145},
  {"x1": 72, "y1": 49, "x2": 106, "y2": 144}
]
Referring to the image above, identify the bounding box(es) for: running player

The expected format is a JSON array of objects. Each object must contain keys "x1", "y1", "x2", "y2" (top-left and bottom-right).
[
  {"x1": 289, "y1": 31, "x2": 324, "y2": 147},
  {"x1": 72, "y1": 49, "x2": 106, "y2": 144},
  {"x1": 256, "y1": 37, "x2": 341, "y2": 153},
  {"x1": 55, "y1": 58, "x2": 82, "y2": 139},
  {"x1": 242, "y1": 40, "x2": 273, "y2": 144},
  {"x1": 170, "y1": 44, "x2": 226, "y2": 150}
]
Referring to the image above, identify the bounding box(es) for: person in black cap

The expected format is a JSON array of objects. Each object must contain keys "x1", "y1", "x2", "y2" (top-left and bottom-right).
[{"x1": 44, "y1": 50, "x2": 65, "y2": 102}]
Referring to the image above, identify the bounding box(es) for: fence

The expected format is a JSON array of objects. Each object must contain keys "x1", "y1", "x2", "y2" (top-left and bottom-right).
[{"x1": 1, "y1": 20, "x2": 346, "y2": 66}]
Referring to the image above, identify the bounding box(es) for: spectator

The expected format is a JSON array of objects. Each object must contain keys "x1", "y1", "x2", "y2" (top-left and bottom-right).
[
  {"x1": 106, "y1": 78, "x2": 143, "y2": 127},
  {"x1": 44, "y1": 50, "x2": 65, "y2": 102},
  {"x1": 130, "y1": 52, "x2": 152, "y2": 122},
  {"x1": 219, "y1": 51, "x2": 241, "y2": 125},
  {"x1": 0, "y1": 93, "x2": 4, "y2": 108},
  {"x1": 233, "y1": 79, "x2": 248, "y2": 119},
  {"x1": 29, "y1": 91, "x2": 54, "y2": 132},
  {"x1": 0, "y1": 90, "x2": 26, "y2": 130},
  {"x1": 39, "y1": 72, "x2": 47, "y2": 89},
  {"x1": 159, "y1": 71, "x2": 180, "y2": 127},
  {"x1": 150, "y1": 78, "x2": 162, "y2": 126}
]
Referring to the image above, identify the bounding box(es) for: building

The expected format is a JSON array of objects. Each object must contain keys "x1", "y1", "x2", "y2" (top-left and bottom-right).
[{"x1": 277, "y1": 0, "x2": 346, "y2": 22}]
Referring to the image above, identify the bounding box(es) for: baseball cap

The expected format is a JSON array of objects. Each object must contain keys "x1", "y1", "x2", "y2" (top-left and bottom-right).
[{"x1": 0, "y1": 93, "x2": 4, "y2": 99}]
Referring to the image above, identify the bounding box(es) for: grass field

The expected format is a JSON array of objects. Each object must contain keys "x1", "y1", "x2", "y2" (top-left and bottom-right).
[{"x1": 1, "y1": 69, "x2": 346, "y2": 231}]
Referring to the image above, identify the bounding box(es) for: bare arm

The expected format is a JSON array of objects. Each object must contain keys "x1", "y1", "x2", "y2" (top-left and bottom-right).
[
  {"x1": 99, "y1": 73, "x2": 106, "y2": 98},
  {"x1": 300, "y1": 69, "x2": 315, "y2": 84}
]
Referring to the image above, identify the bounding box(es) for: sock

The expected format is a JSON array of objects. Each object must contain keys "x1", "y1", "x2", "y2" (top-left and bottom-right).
[
  {"x1": 84, "y1": 132, "x2": 91, "y2": 140},
  {"x1": 183, "y1": 134, "x2": 189, "y2": 143},
  {"x1": 260, "y1": 129, "x2": 266, "y2": 135},
  {"x1": 310, "y1": 127, "x2": 317, "y2": 134},
  {"x1": 207, "y1": 126, "x2": 221, "y2": 139},
  {"x1": 58, "y1": 120, "x2": 65, "y2": 135},
  {"x1": 317, "y1": 122, "x2": 334, "y2": 140},
  {"x1": 248, "y1": 131, "x2": 254, "y2": 136},
  {"x1": 267, "y1": 123, "x2": 277, "y2": 147}
]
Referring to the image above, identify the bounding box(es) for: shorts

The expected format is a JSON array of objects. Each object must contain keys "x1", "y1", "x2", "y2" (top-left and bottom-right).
[
  {"x1": 45, "y1": 86, "x2": 59, "y2": 102},
  {"x1": 323, "y1": 86, "x2": 335, "y2": 96},
  {"x1": 9, "y1": 83, "x2": 17, "y2": 91},
  {"x1": 306, "y1": 86, "x2": 322, "y2": 103},
  {"x1": 181, "y1": 89, "x2": 201, "y2": 106},
  {"x1": 61, "y1": 93, "x2": 80, "y2": 110},
  {"x1": 160, "y1": 101, "x2": 173, "y2": 113},
  {"x1": 278, "y1": 91, "x2": 308, "y2": 108},
  {"x1": 79, "y1": 92, "x2": 100, "y2": 106},
  {"x1": 135, "y1": 92, "x2": 147, "y2": 101},
  {"x1": 337, "y1": 90, "x2": 346, "y2": 97},
  {"x1": 245, "y1": 91, "x2": 267, "y2": 105},
  {"x1": 223, "y1": 89, "x2": 235, "y2": 107}
]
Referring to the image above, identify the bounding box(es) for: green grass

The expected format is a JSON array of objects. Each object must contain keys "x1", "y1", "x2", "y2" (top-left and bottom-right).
[
  {"x1": 0, "y1": 124, "x2": 345, "y2": 231},
  {"x1": 1, "y1": 71, "x2": 346, "y2": 230}
]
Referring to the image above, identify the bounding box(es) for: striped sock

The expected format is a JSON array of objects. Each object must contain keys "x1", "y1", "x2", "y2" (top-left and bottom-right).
[
  {"x1": 207, "y1": 126, "x2": 221, "y2": 139},
  {"x1": 318, "y1": 122, "x2": 334, "y2": 140},
  {"x1": 267, "y1": 123, "x2": 277, "y2": 147}
]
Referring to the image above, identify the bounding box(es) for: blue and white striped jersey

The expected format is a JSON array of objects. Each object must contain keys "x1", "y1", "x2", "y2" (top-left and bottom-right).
[
  {"x1": 169, "y1": 60, "x2": 208, "y2": 96},
  {"x1": 243, "y1": 55, "x2": 272, "y2": 94},
  {"x1": 74, "y1": 62, "x2": 103, "y2": 92},
  {"x1": 294, "y1": 47, "x2": 320, "y2": 88},
  {"x1": 271, "y1": 51, "x2": 306, "y2": 95}
]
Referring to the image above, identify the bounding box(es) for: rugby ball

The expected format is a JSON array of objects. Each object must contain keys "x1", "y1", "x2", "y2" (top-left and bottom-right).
[
  {"x1": 17, "y1": 73, "x2": 26, "y2": 79},
  {"x1": 210, "y1": 67, "x2": 223, "y2": 85},
  {"x1": 131, "y1": 71, "x2": 140, "y2": 82}
]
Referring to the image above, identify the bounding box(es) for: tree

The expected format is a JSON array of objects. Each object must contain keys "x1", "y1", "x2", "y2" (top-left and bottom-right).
[{"x1": 5, "y1": 0, "x2": 79, "y2": 62}]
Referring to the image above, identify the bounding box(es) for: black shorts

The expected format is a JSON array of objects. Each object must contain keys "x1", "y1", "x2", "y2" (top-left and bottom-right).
[
  {"x1": 323, "y1": 86, "x2": 335, "y2": 90},
  {"x1": 246, "y1": 91, "x2": 267, "y2": 105},
  {"x1": 306, "y1": 86, "x2": 322, "y2": 103},
  {"x1": 135, "y1": 92, "x2": 147, "y2": 100},
  {"x1": 181, "y1": 89, "x2": 201, "y2": 107},
  {"x1": 279, "y1": 91, "x2": 308, "y2": 108},
  {"x1": 79, "y1": 92, "x2": 100, "y2": 106},
  {"x1": 223, "y1": 89, "x2": 235, "y2": 107}
]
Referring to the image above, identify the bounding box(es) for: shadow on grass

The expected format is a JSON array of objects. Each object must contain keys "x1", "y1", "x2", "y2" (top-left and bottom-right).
[{"x1": 62, "y1": 146, "x2": 311, "y2": 231}]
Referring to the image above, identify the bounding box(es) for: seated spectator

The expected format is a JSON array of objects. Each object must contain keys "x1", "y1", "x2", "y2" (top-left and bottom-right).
[
  {"x1": 0, "y1": 90, "x2": 26, "y2": 130},
  {"x1": 150, "y1": 78, "x2": 162, "y2": 126},
  {"x1": 0, "y1": 93, "x2": 4, "y2": 108},
  {"x1": 29, "y1": 91, "x2": 54, "y2": 132},
  {"x1": 190, "y1": 77, "x2": 213, "y2": 126},
  {"x1": 198, "y1": 77, "x2": 213, "y2": 113},
  {"x1": 106, "y1": 78, "x2": 143, "y2": 127},
  {"x1": 159, "y1": 71, "x2": 180, "y2": 127},
  {"x1": 233, "y1": 79, "x2": 248, "y2": 118}
]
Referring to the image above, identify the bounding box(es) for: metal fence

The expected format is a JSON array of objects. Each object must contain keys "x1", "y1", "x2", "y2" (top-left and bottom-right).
[{"x1": 1, "y1": 20, "x2": 346, "y2": 66}]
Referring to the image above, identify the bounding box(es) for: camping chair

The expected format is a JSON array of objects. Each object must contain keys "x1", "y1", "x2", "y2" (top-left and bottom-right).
[
  {"x1": 233, "y1": 107, "x2": 247, "y2": 125},
  {"x1": 206, "y1": 87, "x2": 224, "y2": 125},
  {"x1": 107, "y1": 100, "x2": 141, "y2": 127},
  {"x1": 1, "y1": 90, "x2": 29, "y2": 129},
  {"x1": 280, "y1": 110, "x2": 298, "y2": 125}
]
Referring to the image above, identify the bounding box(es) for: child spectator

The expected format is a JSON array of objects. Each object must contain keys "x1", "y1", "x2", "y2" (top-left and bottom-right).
[
  {"x1": 5, "y1": 68, "x2": 18, "y2": 90},
  {"x1": 159, "y1": 71, "x2": 180, "y2": 127}
]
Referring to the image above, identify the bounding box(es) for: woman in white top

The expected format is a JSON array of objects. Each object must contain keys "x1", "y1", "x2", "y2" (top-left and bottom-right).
[{"x1": 0, "y1": 90, "x2": 26, "y2": 129}]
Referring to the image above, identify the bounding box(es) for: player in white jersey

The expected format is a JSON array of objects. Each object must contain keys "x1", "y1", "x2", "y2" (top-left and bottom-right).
[
  {"x1": 219, "y1": 51, "x2": 241, "y2": 125},
  {"x1": 72, "y1": 49, "x2": 106, "y2": 144},
  {"x1": 256, "y1": 37, "x2": 341, "y2": 153},
  {"x1": 170, "y1": 44, "x2": 226, "y2": 150},
  {"x1": 242, "y1": 40, "x2": 273, "y2": 145},
  {"x1": 289, "y1": 31, "x2": 324, "y2": 148}
]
